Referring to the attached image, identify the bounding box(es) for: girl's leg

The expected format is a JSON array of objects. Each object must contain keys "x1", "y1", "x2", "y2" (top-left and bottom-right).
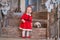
[
  {"x1": 22, "y1": 30, "x2": 26, "y2": 37},
  {"x1": 26, "y1": 31, "x2": 30, "y2": 38}
]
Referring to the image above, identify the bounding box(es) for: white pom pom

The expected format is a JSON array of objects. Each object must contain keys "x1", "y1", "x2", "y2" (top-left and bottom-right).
[{"x1": 34, "y1": 22, "x2": 41, "y2": 28}]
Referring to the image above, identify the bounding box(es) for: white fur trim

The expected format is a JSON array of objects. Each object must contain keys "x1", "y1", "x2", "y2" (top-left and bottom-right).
[
  {"x1": 26, "y1": 13, "x2": 31, "y2": 16},
  {"x1": 19, "y1": 27, "x2": 32, "y2": 31}
]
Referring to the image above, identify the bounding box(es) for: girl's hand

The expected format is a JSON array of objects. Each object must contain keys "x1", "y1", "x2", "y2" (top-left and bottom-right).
[
  {"x1": 21, "y1": 19, "x2": 25, "y2": 23},
  {"x1": 31, "y1": 23, "x2": 32, "y2": 27}
]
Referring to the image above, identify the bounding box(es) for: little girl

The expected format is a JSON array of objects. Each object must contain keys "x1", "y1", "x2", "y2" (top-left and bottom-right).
[{"x1": 19, "y1": 5, "x2": 32, "y2": 38}]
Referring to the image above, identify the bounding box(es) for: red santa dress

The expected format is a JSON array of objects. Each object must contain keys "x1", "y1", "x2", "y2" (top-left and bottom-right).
[{"x1": 19, "y1": 13, "x2": 32, "y2": 31}]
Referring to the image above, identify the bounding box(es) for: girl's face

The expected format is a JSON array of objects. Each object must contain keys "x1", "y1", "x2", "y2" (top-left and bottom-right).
[{"x1": 26, "y1": 7, "x2": 32, "y2": 14}]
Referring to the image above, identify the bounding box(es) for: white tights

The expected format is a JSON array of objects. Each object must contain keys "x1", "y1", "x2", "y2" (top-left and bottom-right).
[{"x1": 22, "y1": 30, "x2": 30, "y2": 37}]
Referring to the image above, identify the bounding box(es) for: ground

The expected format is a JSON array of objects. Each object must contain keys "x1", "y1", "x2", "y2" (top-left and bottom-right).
[
  {"x1": 0, "y1": 37, "x2": 57, "y2": 40},
  {"x1": 0, "y1": 37, "x2": 46, "y2": 40}
]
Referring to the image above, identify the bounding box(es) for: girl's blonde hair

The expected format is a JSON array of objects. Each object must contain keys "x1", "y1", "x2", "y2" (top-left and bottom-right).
[{"x1": 25, "y1": 5, "x2": 32, "y2": 14}]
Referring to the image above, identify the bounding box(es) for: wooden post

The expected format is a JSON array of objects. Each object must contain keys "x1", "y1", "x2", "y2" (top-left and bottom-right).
[
  {"x1": 37, "y1": 0, "x2": 38, "y2": 12},
  {"x1": 57, "y1": 2, "x2": 59, "y2": 40},
  {"x1": 18, "y1": 0, "x2": 21, "y2": 12},
  {"x1": 47, "y1": 12, "x2": 50, "y2": 40}
]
